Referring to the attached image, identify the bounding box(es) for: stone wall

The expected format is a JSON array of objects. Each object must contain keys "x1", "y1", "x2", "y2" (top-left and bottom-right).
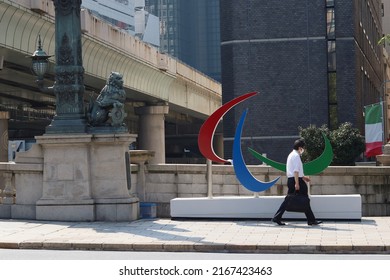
[
  {"x1": 2, "y1": 161, "x2": 390, "y2": 219},
  {"x1": 142, "y1": 164, "x2": 390, "y2": 218}
]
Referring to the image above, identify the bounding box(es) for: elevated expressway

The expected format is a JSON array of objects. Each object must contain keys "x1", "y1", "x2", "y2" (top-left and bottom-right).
[{"x1": 0, "y1": 0, "x2": 221, "y2": 162}]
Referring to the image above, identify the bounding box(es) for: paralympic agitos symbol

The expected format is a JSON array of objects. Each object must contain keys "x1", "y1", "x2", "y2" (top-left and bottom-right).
[{"x1": 198, "y1": 92, "x2": 333, "y2": 192}]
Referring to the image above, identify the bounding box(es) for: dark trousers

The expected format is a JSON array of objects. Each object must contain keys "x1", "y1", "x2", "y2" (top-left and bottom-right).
[{"x1": 273, "y1": 177, "x2": 316, "y2": 222}]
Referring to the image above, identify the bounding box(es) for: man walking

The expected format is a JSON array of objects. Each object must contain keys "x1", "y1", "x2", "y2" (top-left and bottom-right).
[{"x1": 271, "y1": 139, "x2": 322, "y2": 226}]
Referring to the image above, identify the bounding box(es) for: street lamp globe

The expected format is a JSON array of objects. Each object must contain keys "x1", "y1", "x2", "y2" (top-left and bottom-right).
[{"x1": 31, "y1": 35, "x2": 51, "y2": 79}]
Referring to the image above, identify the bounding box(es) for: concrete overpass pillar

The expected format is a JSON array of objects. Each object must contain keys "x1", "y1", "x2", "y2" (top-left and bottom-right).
[
  {"x1": 135, "y1": 105, "x2": 169, "y2": 164},
  {"x1": 0, "y1": 112, "x2": 9, "y2": 162}
]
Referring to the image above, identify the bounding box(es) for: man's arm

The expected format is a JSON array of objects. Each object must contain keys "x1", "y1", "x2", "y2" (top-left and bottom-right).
[{"x1": 294, "y1": 171, "x2": 299, "y2": 191}]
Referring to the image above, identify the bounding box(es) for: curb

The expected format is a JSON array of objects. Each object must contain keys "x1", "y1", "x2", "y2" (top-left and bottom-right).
[{"x1": 1, "y1": 241, "x2": 389, "y2": 254}]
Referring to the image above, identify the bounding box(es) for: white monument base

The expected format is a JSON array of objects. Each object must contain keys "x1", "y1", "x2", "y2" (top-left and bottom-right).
[{"x1": 170, "y1": 195, "x2": 362, "y2": 220}]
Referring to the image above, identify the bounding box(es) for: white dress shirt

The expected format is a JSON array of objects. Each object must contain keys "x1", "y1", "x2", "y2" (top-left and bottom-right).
[{"x1": 286, "y1": 149, "x2": 304, "y2": 178}]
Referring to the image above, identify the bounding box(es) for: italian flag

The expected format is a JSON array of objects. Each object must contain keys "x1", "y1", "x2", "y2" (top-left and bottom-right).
[{"x1": 365, "y1": 102, "x2": 383, "y2": 157}]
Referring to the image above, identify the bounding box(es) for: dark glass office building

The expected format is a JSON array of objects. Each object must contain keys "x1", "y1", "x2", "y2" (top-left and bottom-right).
[
  {"x1": 145, "y1": 0, "x2": 221, "y2": 81},
  {"x1": 220, "y1": 0, "x2": 383, "y2": 162}
]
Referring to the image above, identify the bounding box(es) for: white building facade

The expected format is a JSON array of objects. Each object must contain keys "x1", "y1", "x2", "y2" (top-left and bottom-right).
[{"x1": 82, "y1": 0, "x2": 159, "y2": 47}]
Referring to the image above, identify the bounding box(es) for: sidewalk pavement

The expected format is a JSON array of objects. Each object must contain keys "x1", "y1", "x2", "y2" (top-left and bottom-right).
[{"x1": 0, "y1": 217, "x2": 390, "y2": 254}]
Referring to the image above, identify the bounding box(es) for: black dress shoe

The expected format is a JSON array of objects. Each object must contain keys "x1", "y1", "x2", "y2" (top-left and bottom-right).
[
  {"x1": 271, "y1": 218, "x2": 286, "y2": 226},
  {"x1": 308, "y1": 220, "x2": 323, "y2": 226}
]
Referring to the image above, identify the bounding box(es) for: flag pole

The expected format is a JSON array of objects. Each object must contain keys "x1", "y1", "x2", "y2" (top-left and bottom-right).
[{"x1": 381, "y1": 101, "x2": 385, "y2": 145}]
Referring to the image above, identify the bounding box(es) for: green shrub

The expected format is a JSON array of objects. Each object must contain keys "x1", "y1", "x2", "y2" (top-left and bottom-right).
[
  {"x1": 299, "y1": 125, "x2": 330, "y2": 163},
  {"x1": 329, "y1": 122, "x2": 365, "y2": 165},
  {"x1": 299, "y1": 122, "x2": 365, "y2": 166}
]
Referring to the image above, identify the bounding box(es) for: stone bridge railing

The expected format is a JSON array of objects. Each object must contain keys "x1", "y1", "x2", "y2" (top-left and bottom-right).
[
  {"x1": 135, "y1": 164, "x2": 390, "y2": 218},
  {"x1": 1, "y1": 152, "x2": 390, "y2": 219}
]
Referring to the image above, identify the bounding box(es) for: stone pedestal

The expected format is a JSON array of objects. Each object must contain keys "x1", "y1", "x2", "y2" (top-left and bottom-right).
[
  {"x1": 129, "y1": 150, "x2": 155, "y2": 201},
  {"x1": 89, "y1": 134, "x2": 139, "y2": 221},
  {"x1": 376, "y1": 143, "x2": 390, "y2": 166},
  {"x1": 0, "y1": 111, "x2": 9, "y2": 162},
  {"x1": 10, "y1": 144, "x2": 43, "y2": 219},
  {"x1": 0, "y1": 171, "x2": 14, "y2": 218},
  {"x1": 0, "y1": 112, "x2": 9, "y2": 214},
  {"x1": 35, "y1": 133, "x2": 139, "y2": 221}
]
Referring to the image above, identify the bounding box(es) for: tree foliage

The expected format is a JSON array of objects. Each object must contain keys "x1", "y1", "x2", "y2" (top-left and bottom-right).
[
  {"x1": 378, "y1": 34, "x2": 390, "y2": 45},
  {"x1": 299, "y1": 122, "x2": 365, "y2": 166}
]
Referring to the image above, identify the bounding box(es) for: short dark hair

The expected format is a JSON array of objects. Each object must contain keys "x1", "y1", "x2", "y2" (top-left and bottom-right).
[{"x1": 293, "y1": 138, "x2": 306, "y2": 150}]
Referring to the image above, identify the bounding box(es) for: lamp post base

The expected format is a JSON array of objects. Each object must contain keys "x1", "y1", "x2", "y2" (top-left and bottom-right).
[{"x1": 45, "y1": 115, "x2": 87, "y2": 134}]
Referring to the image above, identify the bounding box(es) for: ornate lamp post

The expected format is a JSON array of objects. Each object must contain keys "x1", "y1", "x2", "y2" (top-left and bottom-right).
[
  {"x1": 31, "y1": 35, "x2": 52, "y2": 89},
  {"x1": 29, "y1": 0, "x2": 138, "y2": 222},
  {"x1": 31, "y1": 0, "x2": 86, "y2": 134}
]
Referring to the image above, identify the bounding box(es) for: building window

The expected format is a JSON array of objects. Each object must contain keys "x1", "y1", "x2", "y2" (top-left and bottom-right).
[
  {"x1": 328, "y1": 73, "x2": 338, "y2": 129},
  {"x1": 327, "y1": 8, "x2": 335, "y2": 39},
  {"x1": 329, "y1": 105, "x2": 338, "y2": 130},
  {"x1": 328, "y1": 73, "x2": 337, "y2": 104},
  {"x1": 327, "y1": 41, "x2": 336, "y2": 71},
  {"x1": 326, "y1": 0, "x2": 334, "y2": 7},
  {"x1": 326, "y1": 1, "x2": 337, "y2": 129}
]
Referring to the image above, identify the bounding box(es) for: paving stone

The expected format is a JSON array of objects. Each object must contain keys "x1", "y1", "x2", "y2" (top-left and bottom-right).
[{"x1": 0, "y1": 218, "x2": 389, "y2": 253}]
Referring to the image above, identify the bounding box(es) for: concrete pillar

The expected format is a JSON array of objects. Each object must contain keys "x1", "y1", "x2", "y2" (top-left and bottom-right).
[
  {"x1": 0, "y1": 112, "x2": 9, "y2": 162},
  {"x1": 135, "y1": 105, "x2": 169, "y2": 164}
]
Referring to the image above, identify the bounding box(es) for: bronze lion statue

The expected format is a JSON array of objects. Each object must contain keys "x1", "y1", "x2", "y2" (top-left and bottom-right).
[{"x1": 88, "y1": 72, "x2": 126, "y2": 127}]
